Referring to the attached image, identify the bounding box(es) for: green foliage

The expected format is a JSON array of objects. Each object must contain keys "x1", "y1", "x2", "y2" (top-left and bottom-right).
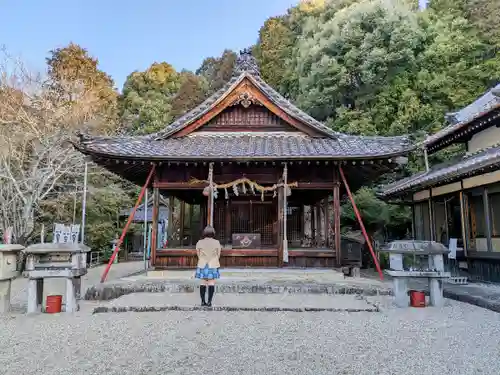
[
  {"x1": 196, "y1": 50, "x2": 237, "y2": 94},
  {"x1": 254, "y1": 16, "x2": 295, "y2": 91},
  {"x1": 119, "y1": 62, "x2": 183, "y2": 134},
  {"x1": 341, "y1": 187, "x2": 411, "y2": 237},
  {"x1": 46, "y1": 42, "x2": 119, "y2": 131},
  {"x1": 170, "y1": 71, "x2": 208, "y2": 119}
]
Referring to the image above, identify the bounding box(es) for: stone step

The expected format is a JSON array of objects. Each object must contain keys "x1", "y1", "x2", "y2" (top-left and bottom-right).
[
  {"x1": 84, "y1": 280, "x2": 392, "y2": 301},
  {"x1": 445, "y1": 277, "x2": 469, "y2": 285},
  {"x1": 92, "y1": 292, "x2": 380, "y2": 314}
]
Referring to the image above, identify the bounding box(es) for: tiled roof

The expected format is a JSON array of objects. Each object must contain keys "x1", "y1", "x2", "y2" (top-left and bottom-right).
[
  {"x1": 149, "y1": 50, "x2": 338, "y2": 140},
  {"x1": 424, "y1": 84, "x2": 500, "y2": 148},
  {"x1": 75, "y1": 50, "x2": 413, "y2": 161},
  {"x1": 380, "y1": 145, "x2": 500, "y2": 197},
  {"x1": 76, "y1": 131, "x2": 411, "y2": 160}
]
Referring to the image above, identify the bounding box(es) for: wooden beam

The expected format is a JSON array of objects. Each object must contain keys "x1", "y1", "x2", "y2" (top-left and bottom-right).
[
  {"x1": 323, "y1": 198, "x2": 329, "y2": 247},
  {"x1": 277, "y1": 182, "x2": 284, "y2": 267},
  {"x1": 168, "y1": 196, "x2": 174, "y2": 247},
  {"x1": 333, "y1": 167, "x2": 341, "y2": 266},
  {"x1": 483, "y1": 187, "x2": 493, "y2": 252},
  {"x1": 151, "y1": 185, "x2": 159, "y2": 266},
  {"x1": 225, "y1": 200, "x2": 231, "y2": 246},
  {"x1": 179, "y1": 200, "x2": 185, "y2": 249},
  {"x1": 153, "y1": 182, "x2": 206, "y2": 189}
]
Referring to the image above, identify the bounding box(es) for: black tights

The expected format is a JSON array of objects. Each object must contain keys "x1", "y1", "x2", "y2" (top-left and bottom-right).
[{"x1": 200, "y1": 285, "x2": 215, "y2": 305}]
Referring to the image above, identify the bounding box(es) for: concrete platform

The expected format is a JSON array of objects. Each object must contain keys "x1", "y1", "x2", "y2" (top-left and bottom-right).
[
  {"x1": 92, "y1": 292, "x2": 379, "y2": 314},
  {"x1": 84, "y1": 268, "x2": 391, "y2": 301}
]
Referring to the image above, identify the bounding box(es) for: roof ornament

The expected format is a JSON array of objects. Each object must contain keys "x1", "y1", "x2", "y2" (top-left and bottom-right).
[
  {"x1": 444, "y1": 112, "x2": 458, "y2": 125},
  {"x1": 233, "y1": 47, "x2": 261, "y2": 77},
  {"x1": 75, "y1": 130, "x2": 92, "y2": 143}
]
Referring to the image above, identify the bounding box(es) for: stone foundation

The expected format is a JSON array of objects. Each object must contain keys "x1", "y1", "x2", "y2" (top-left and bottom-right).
[{"x1": 84, "y1": 280, "x2": 392, "y2": 301}]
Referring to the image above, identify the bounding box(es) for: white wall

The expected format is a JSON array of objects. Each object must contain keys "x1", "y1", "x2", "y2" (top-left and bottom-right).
[{"x1": 468, "y1": 126, "x2": 500, "y2": 153}]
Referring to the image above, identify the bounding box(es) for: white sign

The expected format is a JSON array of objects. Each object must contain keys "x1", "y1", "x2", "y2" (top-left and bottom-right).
[
  {"x1": 448, "y1": 238, "x2": 457, "y2": 259},
  {"x1": 53, "y1": 223, "x2": 81, "y2": 244}
]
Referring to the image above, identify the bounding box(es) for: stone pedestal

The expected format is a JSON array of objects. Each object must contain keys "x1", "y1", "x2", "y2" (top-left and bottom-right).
[
  {"x1": 24, "y1": 243, "x2": 90, "y2": 314},
  {"x1": 0, "y1": 244, "x2": 24, "y2": 313},
  {"x1": 0, "y1": 279, "x2": 12, "y2": 313},
  {"x1": 380, "y1": 241, "x2": 451, "y2": 308},
  {"x1": 392, "y1": 277, "x2": 409, "y2": 308}
]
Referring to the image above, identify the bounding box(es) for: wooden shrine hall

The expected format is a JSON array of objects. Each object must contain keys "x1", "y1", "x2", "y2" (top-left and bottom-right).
[{"x1": 74, "y1": 49, "x2": 412, "y2": 269}]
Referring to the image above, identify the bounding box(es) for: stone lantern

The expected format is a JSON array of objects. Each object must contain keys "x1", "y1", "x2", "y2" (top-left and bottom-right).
[{"x1": 0, "y1": 244, "x2": 24, "y2": 313}]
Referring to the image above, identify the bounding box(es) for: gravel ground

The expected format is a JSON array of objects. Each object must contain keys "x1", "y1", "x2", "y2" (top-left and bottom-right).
[{"x1": 1, "y1": 299, "x2": 500, "y2": 375}]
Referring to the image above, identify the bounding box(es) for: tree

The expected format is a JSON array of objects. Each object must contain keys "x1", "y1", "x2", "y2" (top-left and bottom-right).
[
  {"x1": 0, "y1": 49, "x2": 134, "y2": 253},
  {"x1": 47, "y1": 43, "x2": 119, "y2": 132},
  {"x1": 293, "y1": 0, "x2": 425, "y2": 133},
  {"x1": 0, "y1": 50, "x2": 95, "y2": 244},
  {"x1": 341, "y1": 187, "x2": 411, "y2": 239},
  {"x1": 119, "y1": 62, "x2": 182, "y2": 134},
  {"x1": 254, "y1": 16, "x2": 295, "y2": 91},
  {"x1": 170, "y1": 71, "x2": 208, "y2": 119},
  {"x1": 429, "y1": 0, "x2": 500, "y2": 45},
  {"x1": 196, "y1": 50, "x2": 237, "y2": 94}
]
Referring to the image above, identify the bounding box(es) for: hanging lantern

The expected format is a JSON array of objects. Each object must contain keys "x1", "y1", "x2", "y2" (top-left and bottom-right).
[{"x1": 202, "y1": 186, "x2": 210, "y2": 196}]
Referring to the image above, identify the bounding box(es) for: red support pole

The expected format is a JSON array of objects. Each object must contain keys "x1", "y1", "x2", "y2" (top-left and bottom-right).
[
  {"x1": 338, "y1": 166, "x2": 384, "y2": 281},
  {"x1": 100, "y1": 165, "x2": 156, "y2": 283}
]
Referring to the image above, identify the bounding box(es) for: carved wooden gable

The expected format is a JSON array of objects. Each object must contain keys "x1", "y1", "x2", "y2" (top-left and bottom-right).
[
  {"x1": 172, "y1": 77, "x2": 323, "y2": 137},
  {"x1": 199, "y1": 105, "x2": 296, "y2": 132}
]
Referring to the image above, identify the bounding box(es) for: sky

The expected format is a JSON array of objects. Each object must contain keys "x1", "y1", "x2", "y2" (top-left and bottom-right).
[{"x1": 0, "y1": 0, "x2": 297, "y2": 90}]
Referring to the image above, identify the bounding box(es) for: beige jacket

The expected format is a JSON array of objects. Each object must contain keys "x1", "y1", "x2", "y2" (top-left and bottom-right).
[{"x1": 196, "y1": 237, "x2": 221, "y2": 268}]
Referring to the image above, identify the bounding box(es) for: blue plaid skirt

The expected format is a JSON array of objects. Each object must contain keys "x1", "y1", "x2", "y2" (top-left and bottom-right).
[{"x1": 195, "y1": 265, "x2": 220, "y2": 280}]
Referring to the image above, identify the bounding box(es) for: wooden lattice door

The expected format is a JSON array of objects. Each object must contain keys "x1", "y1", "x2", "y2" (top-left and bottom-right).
[{"x1": 230, "y1": 201, "x2": 275, "y2": 247}]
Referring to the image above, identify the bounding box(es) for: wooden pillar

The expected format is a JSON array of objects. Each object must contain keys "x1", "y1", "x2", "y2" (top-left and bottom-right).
[
  {"x1": 315, "y1": 201, "x2": 322, "y2": 246},
  {"x1": 168, "y1": 196, "x2": 174, "y2": 247},
  {"x1": 299, "y1": 203, "x2": 305, "y2": 242},
  {"x1": 311, "y1": 205, "x2": 316, "y2": 246},
  {"x1": 179, "y1": 200, "x2": 185, "y2": 248},
  {"x1": 277, "y1": 182, "x2": 284, "y2": 267},
  {"x1": 483, "y1": 187, "x2": 493, "y2": 252},
  {"x1": 428, "y1": 189, "x2": 435, "y2": 241},
  {"x1": 323, "y1": 198, "x2": 329, "y2": 247},
  {"x1": 207, "y1": 162, "x2": 214, "y2": 227},
  {"x1": 333, "y1": 166, "x2": 341, "y2": 265},
  {"x1": 459, "y1": 186, "x2": 469, "y2": 256},
  {"x1": 189, "y1": 203, "x2": 194, "y2": 246},
  {"x1": 151, "y1": 186, "x2": 159, "y2": 267},
  {"x1": 411, "y1": 198, "x2": 416, "y2": 239},
  {"x1": 225, "y1": 200, "x2": 231, "y2": 246}
]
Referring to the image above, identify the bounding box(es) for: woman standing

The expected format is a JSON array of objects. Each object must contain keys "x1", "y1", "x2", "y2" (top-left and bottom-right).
[{"x1": 195, "y1": 226, "x2": 221, "y2": 307}]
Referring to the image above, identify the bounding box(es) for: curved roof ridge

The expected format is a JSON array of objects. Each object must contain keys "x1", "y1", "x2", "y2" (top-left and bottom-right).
[{"x1": 424, "y1": 83, "x2": 500, "y2": 147}]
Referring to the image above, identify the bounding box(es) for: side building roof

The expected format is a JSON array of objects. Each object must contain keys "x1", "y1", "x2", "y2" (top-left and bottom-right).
[
  {"x1": 423, "y1": 83, "x2": 500, "y2": 152},
  {"x1": 380, "y1": 144, "x2": 500, "y2": 198}
]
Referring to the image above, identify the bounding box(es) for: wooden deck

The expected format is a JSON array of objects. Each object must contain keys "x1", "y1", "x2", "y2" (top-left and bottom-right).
[{"x1": 154, "y1": 248, "x2": 336, "y2": 269}]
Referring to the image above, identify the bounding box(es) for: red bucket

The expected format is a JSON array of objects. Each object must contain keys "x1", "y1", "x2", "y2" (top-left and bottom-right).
[
  {"x1": 409, "y1": 290, "x2": 426, "y2": 308},
  {"x1": 45, "y1": 295, "x2": 62, "y2": 313}
]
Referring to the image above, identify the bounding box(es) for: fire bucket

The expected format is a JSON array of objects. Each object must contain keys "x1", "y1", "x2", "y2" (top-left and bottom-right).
[
  {"x1": 409, "y1": 290, "x2": 426, "y2": 308},
  {"x1": 45, "y1": 295, "x2": 63, "y2": 313}
]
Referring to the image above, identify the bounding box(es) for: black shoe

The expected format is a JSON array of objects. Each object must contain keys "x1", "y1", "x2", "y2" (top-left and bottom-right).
[
  {"x1": 201, "y1": 301, "x2": 207, "y2": 306},
  {"x1": 206, "y1": 302, "x2": 212, "y2": 307}
]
